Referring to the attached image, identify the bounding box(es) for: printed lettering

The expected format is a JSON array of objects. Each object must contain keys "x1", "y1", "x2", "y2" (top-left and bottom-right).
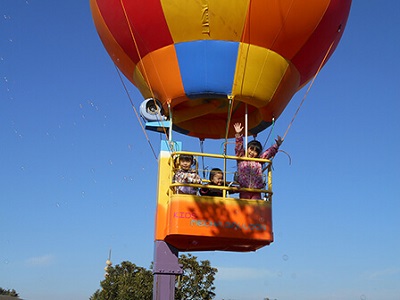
[
  {"x1": 173, "y1": 211, "x2": 197, "y2": 219},
  {"x1": 190, "y1": 219, "x2": 266, "y2": 232}
]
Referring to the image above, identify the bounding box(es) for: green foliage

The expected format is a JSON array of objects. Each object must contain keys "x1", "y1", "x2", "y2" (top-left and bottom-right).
[
  {"x1": 175, "y1": 254, "x2": 217, "y2": 300},
  {"x1": 90, "y1": 261, "x2": 153, "y2": 300},
  {"x1": 0, "y1": 288, "x2": 19, "y2": 297},
  {"x1": 90, "y1": 254, "x2": 217, "y2": 300}
]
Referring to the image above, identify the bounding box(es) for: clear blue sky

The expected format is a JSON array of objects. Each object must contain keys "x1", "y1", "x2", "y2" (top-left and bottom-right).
[{"x1": 1, "y1": 1, "x2": 399, "y2": 300}]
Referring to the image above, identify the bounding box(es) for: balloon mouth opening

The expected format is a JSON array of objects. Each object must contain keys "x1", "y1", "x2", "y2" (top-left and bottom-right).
[{"x1": 168, "y1": 98, "x2": 273, "y2": 139}]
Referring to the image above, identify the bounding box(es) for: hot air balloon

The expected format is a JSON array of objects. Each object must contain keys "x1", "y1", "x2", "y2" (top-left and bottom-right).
[
  {"x1": 90, "y1": 0, "x2": 351, "y2": 296},
  {"x1": 90, "y1": 0, "x2": 351, "y2": 250},
  {"x1": 90, "y1": 0, "x2": 351, "y2": 139}
]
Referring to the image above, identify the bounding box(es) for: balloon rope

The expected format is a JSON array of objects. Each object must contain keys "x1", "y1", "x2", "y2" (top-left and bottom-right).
[
  {"x1": 246, "y1": 0, "x2": 294, "y2": 97},
  {"x1": 223, "y1": 95, "x2": 234, "y2": 155},
  {"x1": 119, "y1": 0, "x2": 153, "y2": 99},
  {"x1": 263, "y1": 117, "x2": 275, "y2": 149},
  {"x1": 282, "y1": 41, "x2": 336, "y2": 141},
  {"x1": 199, "y1": 139, "x2": 206, "y2": 178},
  {"x1": 119, "y1": 0, "x2": 169, "y2": 139},
  {"x1": 244, "y1": 103, "x2": 248, "y2": 156},
  {"x1": 115, "y1": 65, "x2": 158, "y2": 160}
]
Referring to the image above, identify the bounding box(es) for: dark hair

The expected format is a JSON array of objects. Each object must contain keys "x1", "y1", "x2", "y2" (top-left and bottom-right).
[
  {"x1": 209, "y1": 168, "x2": 223, "y2": 181},
  {"x1": 247, "y1": 140, "x2": 262, "y2": 155},
  {"x1": 179, "y1": 154, "x2": 194, "y2": 163}
]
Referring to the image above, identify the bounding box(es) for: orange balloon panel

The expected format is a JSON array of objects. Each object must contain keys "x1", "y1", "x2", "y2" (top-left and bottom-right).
[
  {"x1": 155, "y1": 195, "x2": 273, "y2": 252},
  {"x1": 91, "y1": 0, "x2": 352, "y2": 138}
]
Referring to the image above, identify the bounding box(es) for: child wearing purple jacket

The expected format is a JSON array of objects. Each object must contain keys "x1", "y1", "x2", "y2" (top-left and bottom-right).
[{"x1": 234, "y1": 123, "x2": 283, "y2": 199}]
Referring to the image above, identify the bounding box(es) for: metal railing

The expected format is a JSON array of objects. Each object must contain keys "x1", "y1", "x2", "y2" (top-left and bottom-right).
[{"x1": 169, "y1": 151, "x2": 273, "y2": 201}]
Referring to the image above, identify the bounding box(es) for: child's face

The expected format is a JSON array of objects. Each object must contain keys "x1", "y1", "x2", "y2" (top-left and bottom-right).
[
  {"x1": 247, "y1": 146, "x2": 259, "y2": 158},
  {"x1": 179, "y1": 158, "x2": 192, "y2": 171},
  {"x1": 211, "y1": 173, "x2": 223, "y2": 185}
]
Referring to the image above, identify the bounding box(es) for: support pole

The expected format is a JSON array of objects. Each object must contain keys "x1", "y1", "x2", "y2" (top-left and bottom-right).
[
  {"x1": 152, "y1": 141, "x2": 183, "y2": 299},
  {"x1": 152, "y1": 241, "x2": 182, "y2": 300},
  {"x1": 168, "y1": 103, "x2": 173, "y2": 143},
  {"x1": 245, "y1": 103, "x2": 248, "y2": 156}
]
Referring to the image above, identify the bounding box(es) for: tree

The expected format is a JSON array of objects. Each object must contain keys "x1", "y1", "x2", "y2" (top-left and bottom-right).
[
  {"x1": 175, "y1": 254, "x2": 217, "y2": 300},
  {"x1": 90, "y1": 254, "x2": 217, "y2": 300},
  {"x1": 90, "y1": 261, "x2": 153, "y2": 300},
  {"x1": 0, "y1": 288, "x2": 19, "y2": 298}
]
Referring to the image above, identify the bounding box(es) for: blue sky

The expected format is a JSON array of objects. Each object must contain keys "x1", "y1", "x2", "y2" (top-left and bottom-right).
[{"x1": 1, "y1": 1, "x2": 399, "y2": 300}]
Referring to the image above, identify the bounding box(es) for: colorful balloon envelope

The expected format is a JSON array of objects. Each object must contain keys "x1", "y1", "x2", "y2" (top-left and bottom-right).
[{"x1": 90, "y1": 0, "x2": 351, "y2": 139}]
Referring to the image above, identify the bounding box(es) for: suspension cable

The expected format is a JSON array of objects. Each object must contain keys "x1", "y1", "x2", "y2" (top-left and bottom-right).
[
  {"x1": 223, "y1": 95, "x2": 234, "y2": 155},
  {"x1": 114, "y1": 65, "x2": 158, "y2": 160},
  {"x1": 119, "y1": 0, "x2": 170, "y2": 143},
  {"x1": 282, "y1": 41, "x2": 336, "y2": 141},
  {"x1": 199, "y1": 139, "x2": 206, "y2": 178},
  {"x1": 233, "y1": 0, "x2": 294, "y2": 149},
  {"x1": 263, "y1": 117, "x2": 275, "y2": 149}
]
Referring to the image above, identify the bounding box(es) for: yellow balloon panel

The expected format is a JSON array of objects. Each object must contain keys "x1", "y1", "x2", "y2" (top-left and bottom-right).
[
  {"x1": 233, "y1": 44, "x2": 294, "y2": 108},
  {"x1": 161, "y1": 0, "x2": 250, "y2": 42}
]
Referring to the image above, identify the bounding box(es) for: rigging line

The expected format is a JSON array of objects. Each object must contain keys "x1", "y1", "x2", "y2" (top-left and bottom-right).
[
  {"x1": 119, "y1": 0, "x2": 151, "y2": 96},
  {"x1": 238, "y1": 42, "x2": 251, "y2": 96},
  {"x1": 165, "y1": 103, "x2": 175, "y2": 153},
  {"x1": 278, "y1": 149, "x2": 292, "y2": 165},
  {"x1": 238, "y1": 1, "x2": 252, "y2": 96},
  {"x1": 255, "y1": 0, "x2": 295, "y2": 95},
  {"x1": 119, "y1": 0, "x2": 169, "y2": 139},
  {"x1": 223, "y1": 95, "x2": 234, "y2": 155},
  {"x1": 246, "y1": 0, "x2": 295, "y2": 97},
  {"x1": 282, "y1": 40, "x2": 336, "y2": 141},
  {"x1": 199, "y1": 139, "x2": 206, "y2": 178},
  {"x1": 114, "y1": 65, "x2": 158, "y2": 160},
  {"x1": 263, "y1": 117, "x2": 275, "y2": 149}
]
